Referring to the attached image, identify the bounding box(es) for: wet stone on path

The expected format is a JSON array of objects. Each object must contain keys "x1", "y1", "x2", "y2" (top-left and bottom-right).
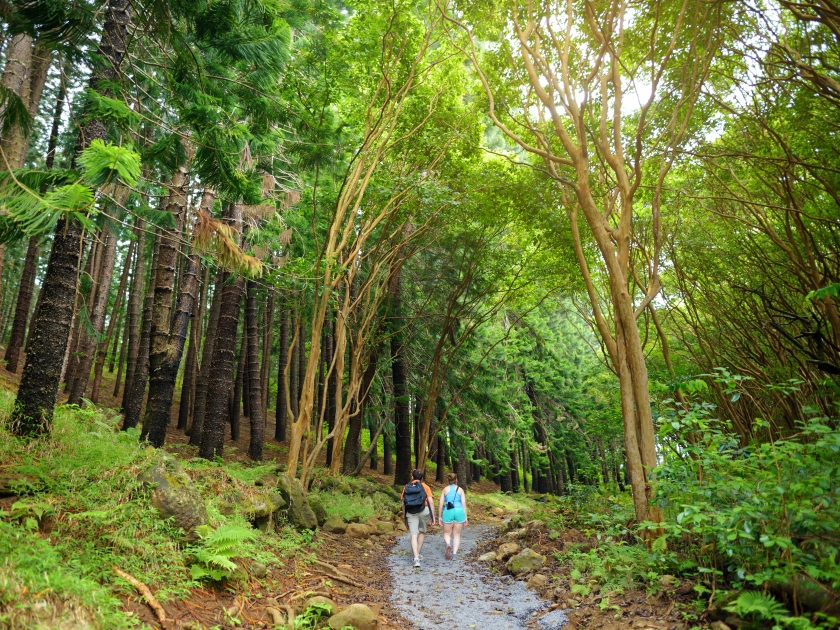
[{"x1": 388, "y1": 525, "x2": 567, "y2": 630}]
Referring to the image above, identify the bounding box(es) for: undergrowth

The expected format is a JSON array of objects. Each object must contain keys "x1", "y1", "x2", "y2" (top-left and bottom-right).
[{"x1": 0, "y1": 390, "x2": 316, "y2": 629}]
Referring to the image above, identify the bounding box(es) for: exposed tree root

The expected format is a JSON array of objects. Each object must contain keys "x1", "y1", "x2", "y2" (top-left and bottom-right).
[{"x1": 113, "y1": 566, "x2": 167, "y2": 625}]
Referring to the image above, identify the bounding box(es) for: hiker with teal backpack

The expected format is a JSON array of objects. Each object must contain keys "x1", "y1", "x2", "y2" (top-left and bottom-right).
[
  {"x1": 438, "y1": 472, "x2": 468, "y2": 559},
  {"x1": 401, "y1": 469, "x2": 436, "y2": 568}
]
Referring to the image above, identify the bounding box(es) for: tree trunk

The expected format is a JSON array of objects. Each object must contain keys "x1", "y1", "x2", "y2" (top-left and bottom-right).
[
  {"x1": 383, "y1": 428, "x2": 394, "y2": 475},
  {"x1": 275, "y1": 308, "x2": 290, "y2": 441},
  {"x1": 91, "y1": 239, "x2": 133, "y2": 402},
  {"x1": 390, "y1": 270, "x2": 411, "y2": 484},
  {"x1": 198, "y1": 272, "x2": 244, "y2": 459},
  {"x1": 122, "y1": 293, "x2": 153, "y2": 430},
  {"x1": 140, "y1": 175, "x2": 196, "y2": 446},
  {"x1": 68, "y1": 217, "x2": 118, "y2": 405},
  {"x1": 231, "y1": 318, "x2": 246, "y2": 441},
  {"x1": 121, "y1": 218, "x2": 146, "y2": 409},
  {"x1": 4, "y1": 237, "x2": 39, "y2": 373},
  {"x1": 455, "y1": 444, "x2": 470, "y2": 491},
  {"x1": 436, "y1": 434, "x2": 446, "y2": 483},
  {"x1": 144, "y1": 252, "x2": 199, "y2": 447},
  {"x1": 324, "y1": 313, "x2": 335, "y2": 466},
  {"x1": 246, "y1": 281, "x2": 265, "y2": 460},
  {"x1": 369, "y1": 421, "x2": 378, "y2": 471},
  {"x1": 290, "y1": 312, "x2": 300, "y2": 421},
  {"x1": 260, "y1": 288, "x2": 275, "y2": 418},
  {"x1": 342, "y1": 343, "x2": 380, "y2": 474},
  {"x1": 510, "y1": 446, "x2": 520, "y2": 492},
  {"x1": 112, "y1": 300, "x2": 129, "y2": 396},
  {"x1": 1, "y1": 40, "x2": 51, "y2": 168},
  {"x1": 178, "y1": 264, "x2": 208, "y2": 430},
  {"x1": 63, "y1": 239, "x2": 98, "y2": 390},
  {"x1": 189, "y1": 271, "x2": 223, "y2": 443}
]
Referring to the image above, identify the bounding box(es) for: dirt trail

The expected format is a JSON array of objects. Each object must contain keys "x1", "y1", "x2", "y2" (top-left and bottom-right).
[{"x1": 388, "y1": 525, "x2": 567, "y2": 629}]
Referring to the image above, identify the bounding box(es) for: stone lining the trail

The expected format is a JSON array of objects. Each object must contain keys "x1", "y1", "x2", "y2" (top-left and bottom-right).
[{"x1": 388, "y1": 525, "x2": 567, "y2": 629}]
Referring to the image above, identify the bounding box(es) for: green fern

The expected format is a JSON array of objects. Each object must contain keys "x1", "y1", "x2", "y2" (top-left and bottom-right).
[
  {"x1": 725, "y1": 591, "x2": 789, "y2": 622},
  {"x1": 187, "y1": 524, "x2": 257, "y2": 582}
]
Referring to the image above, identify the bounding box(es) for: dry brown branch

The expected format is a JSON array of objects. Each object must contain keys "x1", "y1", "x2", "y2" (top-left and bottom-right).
[{"x1": 113, "y1": 566, "x2": 167, "y2": 625}]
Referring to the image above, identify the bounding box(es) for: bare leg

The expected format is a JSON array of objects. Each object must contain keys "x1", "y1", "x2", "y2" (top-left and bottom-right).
[
  {"x1": 410, "y1": 534, "x2": 420, "y2": 559},
  {"x1": 452, "y1": 522, "x2": 465, "y2": 555},
  {"x1": 443, "y1": 522, "x2": 453, "y2": 547},
  {"x1": 417, "y1": 532, "x2": 426, "y2": 555}
]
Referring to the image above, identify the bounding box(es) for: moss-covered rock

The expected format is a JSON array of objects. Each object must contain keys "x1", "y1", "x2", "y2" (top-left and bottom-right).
[
  {"x1": 308, "y1": 496, "x2": 328, "y2": 527},
  {"x1": 276, "y1": 474, "x2": 317, "y2": 530},
  {"x1": 138, "y1": 454, "x2": 207, "y2": 541},
  {"x1": 328, "y1": 603, "x2": 378, "y2": 629},
  {"x1": 506, "y1": 548, "x2": 546, "y2": 576}
]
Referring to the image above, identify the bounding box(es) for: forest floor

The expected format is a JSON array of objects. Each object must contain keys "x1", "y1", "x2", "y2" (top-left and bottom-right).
[{"x1": 0, "y1": 350, "x2": 704, "y2": 630}]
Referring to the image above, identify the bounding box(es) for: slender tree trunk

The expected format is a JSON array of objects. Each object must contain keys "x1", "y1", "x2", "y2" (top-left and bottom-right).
[
  {"x1": 123, "y1": 293, "x2": 153, "y2": 430},
  {"x1": 324, "y1": 313, "x2": 335, "y2": 466},
  {"x1": 121, "y1": 218, "x2": 146, "y2": 409},
  {"x1": 455, "y1": 444, "x2": 470, "y2": 491},
  {"x1": 390, "y1": 272, "x2": 411, "y2": 485},
  {"x1": 1, "y1": 40, "x2": 51, "y2": 168},
  {"x1": 140, "y1": 173, "x2": 196, "y2": 445},
  {"x1": 242, "y1": 317, "x2": 251, "y2": 420},
  {"x1": 275, "y1": 308, "x2": 289, "y2": 441},
  {"x1": 436, "y1": 434, "x2": 446, "y2": 483},
  {"x1": 510, "y1": 445, "x2": 520, "y2": 492},
  {"x1": 112, "y1": 301, "x2": 129, "y2": 396},
  {"x1": 68, "y1": 217, "x2": 118, "y2": 405},
  {"x1": 198, "y1": 273, "x2": 244, "y2": 459},
  {"x1": 290, "y1": 312, "x2": 300, "y2": 420},
  {"x1": 178, "y1": 264, "x2": 208, "y2": 430},
  {"x1": 383, "y1": 428, "x2": 394, "y2": 475},
  {"x1": 369, "y1": 420, "x2": 378, "y2": 471},
  {"x1": 260, "y1": 288, "x2": 275, "y2": 418},
  {"x1": 297, "y1": 314, "x2": 306, "y2": 411},
  {"x1": 63, "y1": 240, "x2": 98, "y2": 390},
  {"x1": 4, "y1": 238, "x2": 39, "y2": 373},
  {"x1": 246, "y1": 281, "x2": 265, "y2": 460},
  {"x1": 144, "y1": 253, "x2": 199, "y2": 447},
  {"x1": 189, "y1": 271, "x2": 223, "y2": 443},
  {"x1": 342, "y1": 343, "x2": 380, "y2": 474},
  {"x1": 231, "y1": 319, "x2": 246, "y2": 441},
  {"x1": 91, "y1": 239, "x2": 133, "y2": 402},
  {"x1": 198, "y1": 204, "x2": 244, "y2": 459}
]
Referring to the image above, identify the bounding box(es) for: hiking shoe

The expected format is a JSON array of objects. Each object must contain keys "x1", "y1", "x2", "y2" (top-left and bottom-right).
[
  {"x1": 413, "y1": 557, "x2": 421, "y2": 568},
  {"x1": 445, "y1": 545, "x2": 452, "y2": 560}
]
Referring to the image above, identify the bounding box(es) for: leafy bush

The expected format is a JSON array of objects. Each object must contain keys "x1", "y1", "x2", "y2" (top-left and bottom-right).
[{"x1": 656, "y1": 398, "x2": 840, "y2": 626}]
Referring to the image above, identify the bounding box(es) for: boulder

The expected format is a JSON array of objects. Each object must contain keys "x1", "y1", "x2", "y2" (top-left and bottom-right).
[
  {"x1": 506, "y1": 548, "x2": 546, "y2": 576},
  {"x1": 378, "y1": 485, "x2": 402, "y2": 501},
  {"x1": 375, "y1": 521, "x2": 395, "y2": 535},
  {"x1": 491, "y1": 506, "x2": 506, "y2": 517},
  {"x1": 248, "y1": 491, "x2": 286, "y2": 518},
  {"x1": 527, "y1": 574, "x2": 549, "y2": 590},
  {"x1": 328, "y1": 603, "x2": 378, "y2": 630},
  {"x1": 323, "y1": 514, "x2": 347, "y2": 534},
  {"x1": 507, "y1": 527, "x2": 528, "y2": 539},
  {"x1": 305, "y1": 595, "x2": 340, "y2": 616},
  {"x1": 478, "y1": 552, "x2": 497, "y2": 563},
  {"x1": 346, "y1": 523, "x2": 372, "y2": 539},
  {"x1": 276, "y1": 474, "x2": 318, "y2": 530},
  {"x1": 525, "y1": 520, "x2": 545, "y2": 530},
  {"x1": 138, "y1": 454, "x2": 207, "y2": 541},
  {"x1": 255, "y1": 472, "x2": 279, "y2": 487},
  {"x1": 308, "y1": 497, "x2": 328, "y2": 527},
  {"x1": 497, "y1": 542, "x2": 521, "y2": 562}
]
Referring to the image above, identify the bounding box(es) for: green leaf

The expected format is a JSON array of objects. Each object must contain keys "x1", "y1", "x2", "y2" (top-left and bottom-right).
[{"x1": 78, "y1": 140, "x2": 142, "y2": 187}]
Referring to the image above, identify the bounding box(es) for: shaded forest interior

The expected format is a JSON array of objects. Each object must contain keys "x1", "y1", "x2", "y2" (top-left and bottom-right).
[{"x1": 0, "y1": 0, "x2": 839, "y2": 628}]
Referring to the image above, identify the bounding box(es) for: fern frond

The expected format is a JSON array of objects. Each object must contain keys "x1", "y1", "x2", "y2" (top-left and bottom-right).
[
  {"x1": 193, "y1": 210, "x2": 264, "y2": 278},
  {"x1": 725, "y1": 591, "x2": 789, "y2": 621}
]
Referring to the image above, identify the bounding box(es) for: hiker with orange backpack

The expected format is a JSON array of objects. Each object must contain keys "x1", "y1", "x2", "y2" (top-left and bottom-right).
[{"x1": 401, "y1": 469, "x2": 436, "y2": 568}]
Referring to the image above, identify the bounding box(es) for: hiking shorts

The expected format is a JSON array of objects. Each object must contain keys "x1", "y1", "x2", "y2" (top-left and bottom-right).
[
  {"x1": 442, "y1": 507, "x2": 466, "y2": 524},
  {"x1": 406, "y1": 509, "x2": 431, "y2": 535}
]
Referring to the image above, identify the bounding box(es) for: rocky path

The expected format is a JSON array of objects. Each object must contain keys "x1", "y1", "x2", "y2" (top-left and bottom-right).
[{"x1": 388, "y1": 525, "x2": 567, "y2": 630}]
